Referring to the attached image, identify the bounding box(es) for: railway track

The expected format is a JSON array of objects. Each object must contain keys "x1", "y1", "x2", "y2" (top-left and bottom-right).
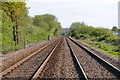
[
  {"x1": 67, "y1": 37, "x2": 120, "y2": 79},
  {"x1": 1, "y1": 37, "x2": 63, "y2": 79},
  {"x1": 71, "y1": 38, "x2": 120, "y2": 68},
  {"x1": 37, "y1": 37, "x2": 87, "y2": 79},
  {"x1": 1, "y1": 36, "x2": 120, "y2": 79},
  {"x1": 30, "y1": 39, "x2": 62, "y2": 79}
]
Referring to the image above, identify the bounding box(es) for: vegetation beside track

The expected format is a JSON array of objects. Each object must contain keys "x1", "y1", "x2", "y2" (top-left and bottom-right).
[
  {"x1": 1, "y1": 1, "x2": 62, "y2": 54},
  {"x1": 67, "y1": 22, "x2": 120, "y2": 58},
  {"x1": 80, "y1": 40, "x2": 120, "y2": 58}
]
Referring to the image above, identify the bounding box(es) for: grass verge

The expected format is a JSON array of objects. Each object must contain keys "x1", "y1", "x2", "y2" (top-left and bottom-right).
[{"x1": 80, "y1": 40, "x2": 120, "y2": 58}]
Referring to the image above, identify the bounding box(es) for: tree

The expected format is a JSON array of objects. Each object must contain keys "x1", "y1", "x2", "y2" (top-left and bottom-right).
[
  {"x1": 68, "y1": 22, "x2": 94, "y2": 39},
  {"x1": 1, "y1": 2, "x2": 62, "y2": 54},
  {"x1": 33, "y1": 14, "x2": 62, "y2": 37},
  {"x1": 112, "y1": 26, "x2": 118, "y2": 32},
  {"x1": 2, "y1": 2, "x2": 28, "y2": 45},
  {"x1": 2, "y1": 11, "x2": 15, "y2": 53},
  {"x1": 70, "y1": 22, "x2": 87, "y2": 28}
]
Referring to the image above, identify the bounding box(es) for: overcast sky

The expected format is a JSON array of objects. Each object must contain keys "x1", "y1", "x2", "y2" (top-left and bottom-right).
[{"x1": 27, "y1": 0, "x2": 119, "y2": 29}]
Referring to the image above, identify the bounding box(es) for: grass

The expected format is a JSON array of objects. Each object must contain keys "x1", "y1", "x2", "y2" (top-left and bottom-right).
[{"x1": 80, "y1": 40, "x2": 120, "y2": 58}]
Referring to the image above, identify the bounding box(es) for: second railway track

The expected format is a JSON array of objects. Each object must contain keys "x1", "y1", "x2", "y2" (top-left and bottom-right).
[{"x1": 67, "y1": 37, "x2": 120, "y2": 79}]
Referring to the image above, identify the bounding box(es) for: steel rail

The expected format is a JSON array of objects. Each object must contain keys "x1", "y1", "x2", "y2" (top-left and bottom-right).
[
  {"x1": 0, "y1": 41, "x2": 53, "y2": 78},
  {"x1": 65, "y1": 37, "x2": 88, "y2": 80},
  {"x1": 30, "y1": 39, "x2": 62, "y2": 80},
  {"x1": 68, "y1": 37, "x2": 120, "y2": 79}
]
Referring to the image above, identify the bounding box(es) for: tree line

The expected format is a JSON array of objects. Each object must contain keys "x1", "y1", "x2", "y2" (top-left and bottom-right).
[
  {"x1": 67, "y1": 22, "x2": 119, "y2": 58},
  {"x1": 1, "y1": 2, "x2": 62, "y2": 54},
  {"x1": 68, "y1": 22, "x2": 118, "y2": 44}
]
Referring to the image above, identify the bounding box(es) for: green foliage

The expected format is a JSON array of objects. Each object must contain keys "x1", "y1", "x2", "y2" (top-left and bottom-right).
[
  {"x1": 70, "y1": 22, "x2": 86, "y2": 28},
  {"x1": 81, "y1": 40, "x2": 120, "y2": 58},
  {"x1": 2, "y1": 12, "x2": 15, "y2": 54},
  {"x1": 27, "y1": 25, "x2": 48, "y2": 43},
  {"x1": 33, "y1": 14, "x2": 62, "y2": 37},
  {"x1": 2, "y1": 2, "x2": 28, "y2": 45},
  {"x1": 68, "y1": 22, "x2": 94, "y2": 39},
  {"x1": 112, "y1": 26, "x2": 119, "y2": 32},
  {"x1": 1, "y1": 2, "x2": 62, "y2": 54},
  {"x1": 68, "y1": 22, "x2": 118, "y2": 44},
  {"x1": 0, "y1": 0, "x2": 26, "y2": 2},
  {"x1": 68, "y1": 22, "x2": 119, "y2": 58},
  {"x1": 0, "y1": 10, "x2": 2, "y2": 43}
]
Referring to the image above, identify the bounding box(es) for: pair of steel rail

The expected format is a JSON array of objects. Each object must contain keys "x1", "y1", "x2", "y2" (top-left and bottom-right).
[{"x1": 68, "y1": 37, "x2": 120, "y2": 79}]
